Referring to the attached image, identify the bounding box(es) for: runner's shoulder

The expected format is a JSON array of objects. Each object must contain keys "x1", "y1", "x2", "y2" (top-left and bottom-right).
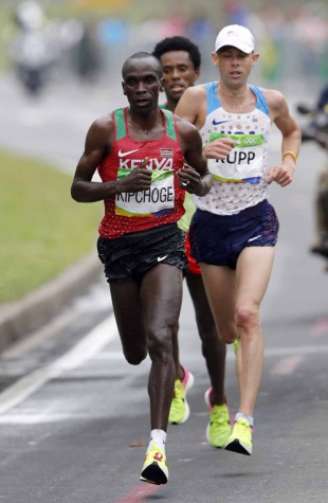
[
  {"x1": 181, "y1": 83, "x2": 207, "y2": 103},
  {"x1": 86, "y1": 113, "x2": 114, "y2": 143},
  {"x1": 261, "y1": 88, "x2": 288, "y2": 113},
  {"x1": 89, "y1": 113, "x2": 114, "y2": 134}
]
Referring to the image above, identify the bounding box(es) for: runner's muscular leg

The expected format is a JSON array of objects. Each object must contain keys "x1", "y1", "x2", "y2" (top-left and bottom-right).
[
  {"x1": 186, "y1": 271, "x2": 226, "y2": 405},
  {"x1": 199, "y1": 264, "x2": 237, "y2": 345},
  {"x1": 235, "y1": 246, "x2": 275, "y2": 416},
  {"x1": 109, "y1": 279, "x2": 147, "y2": 365},
  {"x1": 140, "y1": 264, "x2": 183, "y2": 431}
]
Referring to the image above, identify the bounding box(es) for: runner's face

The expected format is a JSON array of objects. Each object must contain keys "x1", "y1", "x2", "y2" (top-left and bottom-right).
[
  {"x1": 160, "y1": 50, "x2": 199, "y2": 103},
  {"x1": 122, "y1": 59, "x2": 162, "y2": 112},
  {"x1": 212, "y1": 46, "x2": 259, "y2": 89}
]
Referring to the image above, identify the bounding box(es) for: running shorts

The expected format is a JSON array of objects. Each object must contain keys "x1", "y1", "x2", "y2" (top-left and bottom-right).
[
  {"x1": 97, "y1": 223, "x2": 186, "y2": 282},
  {"x1": 190, "y1": 199, "x2": 279, "y2": 270}
]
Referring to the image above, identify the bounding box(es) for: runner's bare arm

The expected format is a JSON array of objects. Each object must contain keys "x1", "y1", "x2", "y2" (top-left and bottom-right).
[
  {"x1": 71, "y1": 118, "x2": 151, "y2": 202},
  {"x1": 175, "y1": 86, "x2": 206, "y2": 128},
  {"x1": 265, "y1": 90, "x2": 301, "y2": 187},
  {"x1": 177, "y1": 120, "x2": 212, "y2": 196}
]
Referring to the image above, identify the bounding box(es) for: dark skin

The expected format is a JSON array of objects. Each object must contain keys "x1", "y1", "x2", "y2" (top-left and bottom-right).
[
  {"x1": 158, "y1": 48, "x2": 226, "y2": 405},
  {"x1": 71, "y1": 55, "x2": 210, "y2": 430}
]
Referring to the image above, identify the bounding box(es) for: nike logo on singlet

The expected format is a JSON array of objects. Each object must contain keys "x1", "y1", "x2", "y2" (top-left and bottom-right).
[
  {"x1": 212, "y1": 119, "x2": 230, "y2": 126},
  {"x1": 118, "y1": 148, "x2": 140, "y2": 157}
]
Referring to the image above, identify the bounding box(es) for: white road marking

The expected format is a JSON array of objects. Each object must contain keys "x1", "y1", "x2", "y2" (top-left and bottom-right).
[
  {"x1": 0, "y1": 315, "x2": 117, "y2": 415},
  {"x1": 1, "y1": 307, "x2": 328, "y2": 420}
]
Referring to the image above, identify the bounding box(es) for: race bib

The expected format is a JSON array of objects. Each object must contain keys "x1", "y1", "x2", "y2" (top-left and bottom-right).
[
  {"x1": 208, "y1": 132, "x2": 265, "y2": 184},
  {"x1": 115, "y1": 169, "x2": 175, "y2": 217}
]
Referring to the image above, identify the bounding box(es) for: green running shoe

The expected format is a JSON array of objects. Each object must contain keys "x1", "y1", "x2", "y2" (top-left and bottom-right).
[
  {"x1": 168, "y1": 368, "x2": 194, "y2": 425},
  {"x1": 204, "y1": 388, "x2": 231, "y2": 448},
  {"x1": 224, "y1": 417, "x2": 253, "y2": 456}
]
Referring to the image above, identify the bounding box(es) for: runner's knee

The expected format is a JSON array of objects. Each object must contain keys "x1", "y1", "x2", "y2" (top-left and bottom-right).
[
  {"x1": 123, "y1": 349, "x2": 147, "y2": 365},
  {"x1": 147, "y1": 327, "x2": 173, "y2": 363},
  {"x1": 235, "y1": 303, "x2": 260, "y2": 332}
]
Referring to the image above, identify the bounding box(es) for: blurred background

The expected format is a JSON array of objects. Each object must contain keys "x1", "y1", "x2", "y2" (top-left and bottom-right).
[
  {"x1": 0, "y1": 0, "x2": 327, "y2": 94},
  {"x1": 0, "y1": 0, "x2": 327, "y2": 304}
]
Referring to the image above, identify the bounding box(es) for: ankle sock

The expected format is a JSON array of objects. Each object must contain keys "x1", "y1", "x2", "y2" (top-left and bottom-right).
[{"x1": 150, "y1": 429, "x2": 167, "y2": 451}]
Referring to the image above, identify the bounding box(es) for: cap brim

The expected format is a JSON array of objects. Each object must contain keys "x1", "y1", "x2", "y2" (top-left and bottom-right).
[{"x1": 215, "y1": 40, "x2": 253, "y2": 54}]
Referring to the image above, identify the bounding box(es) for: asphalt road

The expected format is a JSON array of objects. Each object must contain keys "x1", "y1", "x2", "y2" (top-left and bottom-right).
[{"x1": 0, "y1": 75, "x2": 328, "y2": 502}]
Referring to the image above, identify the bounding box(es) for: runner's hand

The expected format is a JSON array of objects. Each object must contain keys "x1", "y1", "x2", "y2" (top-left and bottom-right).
[
  {"x1": 203, "y1": 138, "x2": 235, "y2": 160},
  {"x1": 178, "y1": 164, "x2": 204, "y2": 195},
  {"x1": 116, "y1": 159, "x2": 152, "y2": 193},
  {"x1": 265, "y1": 159, "x2": 295, "y2": 187}
]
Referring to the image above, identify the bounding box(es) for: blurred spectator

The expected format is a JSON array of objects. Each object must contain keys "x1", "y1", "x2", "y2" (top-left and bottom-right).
[{"x1": 73, "y1": 20, "x2": 103, "y2": 83}]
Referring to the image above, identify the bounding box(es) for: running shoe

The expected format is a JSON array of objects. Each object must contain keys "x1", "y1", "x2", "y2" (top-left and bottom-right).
[
  {"x1": 224, "y1": 417, "x2": 253, "y2": 456},
  {"x1": 140, "y1": 441, "x2": 169, "y2": 485},
  {"x1": 204, "y1": 388, "x2": 231, "y2": 448},
  {"x1": 168, "y1": 368, "x2": 194, "y2": 425}
]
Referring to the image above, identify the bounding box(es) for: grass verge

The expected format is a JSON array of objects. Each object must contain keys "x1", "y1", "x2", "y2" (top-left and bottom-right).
[{"x1": 1, "y1": 149, "x2": 102, "y2": 303}]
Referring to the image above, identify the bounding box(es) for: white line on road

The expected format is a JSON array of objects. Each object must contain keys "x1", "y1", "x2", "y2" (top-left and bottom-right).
[
  {"x1": 0, "y1": 315, "x2": 117, "y2": 415},
  {"x1": 1, "y1": 311, "x2": 328, "y2": 418}
]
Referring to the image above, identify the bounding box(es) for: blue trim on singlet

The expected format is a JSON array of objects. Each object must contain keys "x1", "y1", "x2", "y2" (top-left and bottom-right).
[
  {"x1": 205, "y1": 81, "x2": 270, "y2": 116},
  {"x1": 250, "y1": 85, "x2": 270, "y2": 116},
  {"x1": 205, "y1": 81, "x2": 221, "y2": 114}
]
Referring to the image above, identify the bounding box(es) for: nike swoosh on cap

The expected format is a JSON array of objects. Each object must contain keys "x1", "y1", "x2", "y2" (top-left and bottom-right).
[{"x1": 118, "y1": 148, "x2": 140, "y2": 157}]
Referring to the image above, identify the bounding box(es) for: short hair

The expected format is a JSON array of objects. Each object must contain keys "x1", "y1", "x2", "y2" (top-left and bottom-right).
[
  {"x1": 122, "y1": 52, "x2": 162, "y2": 78},
  {"x1": 153, "y1": 36, "x2": 201, "y2": 71}
]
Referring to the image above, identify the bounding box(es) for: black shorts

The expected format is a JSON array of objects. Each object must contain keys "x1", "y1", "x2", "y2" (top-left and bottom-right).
[
  {"x1": 190, "y1": 199, "x2": 279, "y2": 270},
  {"x1": 97, "y1": 223, "x2": 186, "y2": 282}
]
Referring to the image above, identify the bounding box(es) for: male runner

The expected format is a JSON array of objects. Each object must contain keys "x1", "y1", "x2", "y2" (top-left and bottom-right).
[
  {"x1": 153, "y1": 36, "x2": 231, "y2": 449},
  {"x1": 71, "y1": 52, "x2": 211, "y2": 484},
  {"x1": 175, "y1": 25, "x2": 301, "y2": 455}
]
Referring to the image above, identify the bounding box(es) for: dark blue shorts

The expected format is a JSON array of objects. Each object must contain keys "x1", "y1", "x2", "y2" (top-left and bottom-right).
[{"x1": 190, "y1": 199, "x2": 279, "y2": 270}]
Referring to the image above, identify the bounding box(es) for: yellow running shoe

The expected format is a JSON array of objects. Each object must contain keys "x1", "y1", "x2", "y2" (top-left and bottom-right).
[
  {"x1": 204, "y1": 388, "x2": 231, "y2": 448},
  {"x1": 224, "y1": 417, "x2": 253, "y2": 456},
  {"x1": 168, "y1": 369, "x2": 194, "y2": 425},
  {"x1": 140, "y1": 441, "x2": 168, "y2": 485}
]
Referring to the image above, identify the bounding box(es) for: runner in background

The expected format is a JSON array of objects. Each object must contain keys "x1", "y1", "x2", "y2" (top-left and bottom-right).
[{"x1": 153, "y1": 36, "x2": 231, "y2": 449}]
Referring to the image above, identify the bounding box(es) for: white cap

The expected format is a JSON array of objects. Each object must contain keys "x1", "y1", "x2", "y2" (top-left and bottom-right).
[{"x1": 214, "y1": 25, "x2": 255, "y2": 54}]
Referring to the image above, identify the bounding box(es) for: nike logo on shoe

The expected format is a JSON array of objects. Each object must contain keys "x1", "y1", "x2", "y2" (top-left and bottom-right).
[
  {"x1": 248, "y1": 234, "x2": 262, "y2": 243},
  {"x1": 118, "y1": 148, "x2": 140, "y2": 157},
  {"x1": 157, "y1": 255, "x2": 168, "y2": 262}
]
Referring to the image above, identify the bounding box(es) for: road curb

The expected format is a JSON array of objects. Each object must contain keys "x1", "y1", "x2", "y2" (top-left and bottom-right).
[{"x1": 0, "y1": 253, "x2": 102, "y2": 353}]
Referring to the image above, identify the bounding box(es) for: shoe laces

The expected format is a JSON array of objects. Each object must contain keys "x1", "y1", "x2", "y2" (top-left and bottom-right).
[{"x1": 235, "y1": 418, "x2": 252, "y2": 435}]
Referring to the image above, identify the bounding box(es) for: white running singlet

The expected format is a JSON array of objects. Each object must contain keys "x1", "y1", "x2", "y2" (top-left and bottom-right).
[{"x1": 194, "y1": 82, "x2": 272, "y2": 215}]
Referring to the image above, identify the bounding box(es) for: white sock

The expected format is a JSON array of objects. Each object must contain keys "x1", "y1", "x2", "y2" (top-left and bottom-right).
[
  {"x1": 149, "y1": 429, "x2": 167, "y2": 451},
  {"x1": 235, "y1": 412, "x2": 254, "y2": 428}
]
